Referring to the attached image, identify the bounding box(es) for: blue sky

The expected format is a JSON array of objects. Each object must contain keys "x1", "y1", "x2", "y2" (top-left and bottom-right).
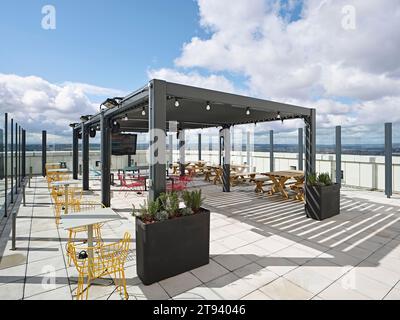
[
  {"x1": 0, "y1": 0, "x2": 399, "y2": 144},
  {"x1": 0, "y1": 0, "x2": 204, "y2": 92}
]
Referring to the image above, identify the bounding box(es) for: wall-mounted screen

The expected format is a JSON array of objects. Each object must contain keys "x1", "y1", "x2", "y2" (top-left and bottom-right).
[{"x1": 112, "y1": 133, "x2": 137, "y2": 156}]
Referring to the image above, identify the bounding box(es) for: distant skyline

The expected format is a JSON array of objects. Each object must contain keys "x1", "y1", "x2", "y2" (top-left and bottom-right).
[{"x1": 1, "y1": 0, "x2": 399, "y2": 144}]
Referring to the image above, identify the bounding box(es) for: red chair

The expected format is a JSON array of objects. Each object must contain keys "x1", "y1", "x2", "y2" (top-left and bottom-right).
[
  {"x1": 166, "y1": 179, "x2": 188, "y2": 192},
  {"x1": 119, "y1": 174, "x2": 145, "y2": 196}
]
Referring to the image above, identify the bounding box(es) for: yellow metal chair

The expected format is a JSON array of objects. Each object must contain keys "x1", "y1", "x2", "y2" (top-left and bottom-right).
[
  {"x1": 69, "y1": 187, "x2": 83, "y2": 212},
  {"x1": 67, "y1": 232, "x2": 131, "y2": 300}
]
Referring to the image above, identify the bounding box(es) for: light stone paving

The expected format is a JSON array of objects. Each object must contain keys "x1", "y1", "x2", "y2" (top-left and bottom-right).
[{"x1": 0, "y1": 176, "x2": 400, "y2": 300}]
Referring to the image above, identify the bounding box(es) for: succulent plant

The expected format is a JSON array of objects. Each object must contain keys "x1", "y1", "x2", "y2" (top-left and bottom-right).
[
  {"x1": 158, "y1": 192, "x2": 180, "y2": 217},
  {"x1": 182, "y1": 190, "x2": 205, "y2": 213},
  {"x1": 155, "y1": 210, "x2": 169, "y2": 222},
  {"x1": 307, "y1": 172, "x2": 333, "y2": 186},
  {"x1": 318, "y1": 173, "x2": 333, "y2": 186},
  {"x1": 181, "y1": 207, "x2": 194, "y2": 216},
  {"x1": 132, "y1": 199, "x2": 160, "y2": 222}
]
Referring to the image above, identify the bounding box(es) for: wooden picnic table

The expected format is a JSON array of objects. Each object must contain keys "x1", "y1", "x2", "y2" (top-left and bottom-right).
[
  {"x1": 262, "y1": 170, "x2": 305, "y2": 199},
  {"x1": 230, "y1": 164, "x2": 249, "y2": 174},
  {"x1": 204, "y1": 164, "x2": 258, "y2": 186}
]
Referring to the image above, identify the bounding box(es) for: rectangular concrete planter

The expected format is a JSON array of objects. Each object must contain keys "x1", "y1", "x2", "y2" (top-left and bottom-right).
[
  {"x1": 136, "y1": 209, "x2": 210, "y2": 285},
  {"x1": 305, "y1": 183, "x2": 341, "y2": 221}
]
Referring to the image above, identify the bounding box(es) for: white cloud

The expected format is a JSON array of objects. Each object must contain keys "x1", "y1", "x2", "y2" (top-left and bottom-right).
[
  {"x1": 150, "y1": 0, "x2": 400, "y2": 130},
  {"x1": 0, "y1": 73, "x2": 124, "y2": 141}
]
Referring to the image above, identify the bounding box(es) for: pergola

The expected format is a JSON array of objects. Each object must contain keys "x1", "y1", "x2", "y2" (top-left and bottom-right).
[{"x1": 71, "y1": 79, "x2": 316, "y2": 213}]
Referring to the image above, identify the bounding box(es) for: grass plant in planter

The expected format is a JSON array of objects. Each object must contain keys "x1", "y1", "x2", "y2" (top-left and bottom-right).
[
  {"x1": 305, "y1": 173, "x2": 341, "y2": 221},
  {"x1": 133, "y1": 190, "x2": 210, "y2": 285}
]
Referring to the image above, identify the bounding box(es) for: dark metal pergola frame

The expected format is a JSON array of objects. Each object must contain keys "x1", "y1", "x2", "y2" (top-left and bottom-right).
[{"x1": 72, "y1": 79, "x2": 316, "y2": 214}]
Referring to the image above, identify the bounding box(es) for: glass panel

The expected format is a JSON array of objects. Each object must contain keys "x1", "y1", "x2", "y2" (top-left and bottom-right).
[
  {"x1": 342, "y1": 124, "x2": 384, "y2": 190},
  {"x1": 272, "y1": 129, "x2": 299, "y2": 171},
  {"x1": 0, "y1": 114, "x2": 4, "y2": 216},
  {"x1": 393, "y1": 122, "x2": 400, "y2": 193},
  {"x1": 316, "y1": 127, "x2": 336, "y2": 181}
]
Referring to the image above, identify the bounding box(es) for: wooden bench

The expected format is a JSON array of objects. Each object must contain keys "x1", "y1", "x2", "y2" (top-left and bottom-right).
[
  {"x1": 231, "y1": 172, "x2": 259, "y2": 185},
  {"x1": 290, "y1": 183, "x2": 305, "y2": 201},
  {"x1": 254, "y1": 177, "x2": 272, "y2": 193}
]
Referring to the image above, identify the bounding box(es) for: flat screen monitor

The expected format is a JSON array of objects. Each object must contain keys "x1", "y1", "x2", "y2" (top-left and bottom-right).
[{"x1": 112, "y1": 133, "x2": 137, "y2": 156}]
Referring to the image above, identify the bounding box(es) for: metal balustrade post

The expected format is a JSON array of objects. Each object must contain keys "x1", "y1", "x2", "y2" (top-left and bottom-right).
[
  {"x1": 18, "y1": 126, "x2": 21, "y2": 188},
  {"x1": 11, "y1": 119, "x2": 13, "y2": 203},
  {"x1": 29, "y1": 166, "x2": 32, "y2": 188},
  {"x1": 42, "y1": 130, "x2": 46, "y2": 177},
  {"x1": 15, "y1": 123, "x2": 18, "y2": 194},
  {"x1": 22, "y1": 129, "x2": 26, "y2": 179},
  {"x1": 270, "y1": 130, "x2": 274, "y2": 172},
  {"x1": 385, "y1": 123, "x2": 393, "y2": 198},
  {"x1": 298, "y1": 128, "x2": 304, "y2": 171},
  {"x1": 4, "y1": 113, "x2": 8, "y2": 216},
  {"x1": 336, "y1": 126, "x2": 342, "y2": 186},
  {"x1": 247, "y1": 131, "x2": 251, "y2": 172}
]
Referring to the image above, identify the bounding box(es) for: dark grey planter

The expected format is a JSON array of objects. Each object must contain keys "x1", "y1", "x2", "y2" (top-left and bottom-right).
[
  {"x1": 305, "y1": 183, "x2": 341, "y2": 221},
  {"x1": 136, "y1": 209, "x2": 210, "y2": 285}
]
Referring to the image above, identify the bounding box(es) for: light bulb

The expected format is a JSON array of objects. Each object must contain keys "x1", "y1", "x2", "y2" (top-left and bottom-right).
[
  {"x1": 142, "y1": 107, "x2": 146, "y2": 116},
  {"x1": 122, "y1": 114, "x2": 128, "y2": 121},
  {"x1": 175, "y1": 99, "x2": 180, "y2": 107},
  {"x1": 246, "y1": 107, "x2": 251, "y2": 116},
  {"x1": 206, "y1": 102, "x2": 211, "y2": 111}
]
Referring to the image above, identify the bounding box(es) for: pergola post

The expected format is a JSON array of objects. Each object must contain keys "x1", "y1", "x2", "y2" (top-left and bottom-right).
[
  {"x1": 336, "y1": 126, "x2": 342, "y2": 186},
  {"x1": 305, "y1": 109, "x2": 317, "y2": 217},
  {"x1": 385, "y1": 123, "x2": 393, "y2": 198},
  {"x1": 198, "y1": 133, "x2": 202, "y2": 161},
  {"x1": 149, "y1": 80, "x2": 167, "y2": 202},
  {"x1": 72, "y1": 127, "x2": 79, "y2": 180},
  {"x1": 179, "y1": 129, "x2": 186, "y2": 177},
  {"x1": 220, "y1": 126, "x2": 231, "y2": 192},
  {"x1": 298, "y1": 128, "x2": 304, "y2": 171},
  {"x1": 101, "y1": 112, "x2": 112, "y2": 207},
  {"x1": 82, "y1": 123, "x2": 90, "y2": 191},
  {"x1": 270, "y1": 130, "x2": 274, "y2": 172}
]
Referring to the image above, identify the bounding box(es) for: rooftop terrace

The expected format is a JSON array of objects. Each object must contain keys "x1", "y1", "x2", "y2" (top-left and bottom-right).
[{"x1": 1, "y1": 176, "x2": 400, "y2": 300}]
